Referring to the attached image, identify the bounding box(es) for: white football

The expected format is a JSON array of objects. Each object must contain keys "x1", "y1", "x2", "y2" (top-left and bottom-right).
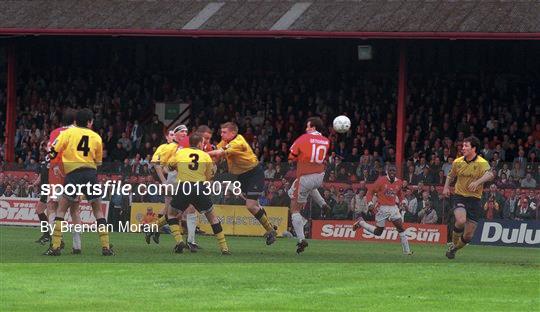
[{"x1": 333, "y1": 115, "x2": 351, "y2": 133}]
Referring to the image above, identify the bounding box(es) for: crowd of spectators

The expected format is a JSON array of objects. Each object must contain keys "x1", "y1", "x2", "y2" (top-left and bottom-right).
[{"x1": 1, "y1": 59, "x2": 539, "y2": 223}]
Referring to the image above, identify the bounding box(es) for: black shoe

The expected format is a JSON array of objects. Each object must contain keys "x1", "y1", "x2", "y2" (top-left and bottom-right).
[
  {"x1": 35, "y1": 233, "x2": 51, "y2": 245},
  {"x1": 296, "y1": 239, "x2": 309, "y2": 254},
  {"x1": 144, "y1": 232, "x2": 152, "y2": 244},
  {"x1": 221, "y1": 250, "x2": 231, "y2": 256},
  {"x1": 72, "y1": 248, "x2": 82, "y2": 255},
  {"x1": 187, "y1": 242, "x2": 200, "y2": 253},
  {"x1": 152, "y1": 232, "x2": 160, "y2": 244},
  {"x1": 43, "y1": 247, "x2": 61, "y2": 256},
  {"x1": 174, "y1": 241, "x2": 187, "y2": 254},
  {"x1": 102, "y1": 247, "x2": 115, "y2": 256},
  {"x1": 445, "y1": 243, "x2": 457, "y2": 259},
  {"x1": 264, "y1": 226, "x2": 278, "y2": 246}
]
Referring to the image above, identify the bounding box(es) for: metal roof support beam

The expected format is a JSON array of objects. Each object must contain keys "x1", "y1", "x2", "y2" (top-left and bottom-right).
[
  {"x1": 270, "y1": 2, "x2": 312, "y2": 31},
  {"x1": 182, "y1": 2, "x2": 225, "y2": 30}
]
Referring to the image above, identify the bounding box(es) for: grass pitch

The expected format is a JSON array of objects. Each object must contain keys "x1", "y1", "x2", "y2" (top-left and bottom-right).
[{"x1": 1, "y1": 226, "x2": 539, "y2": 311}]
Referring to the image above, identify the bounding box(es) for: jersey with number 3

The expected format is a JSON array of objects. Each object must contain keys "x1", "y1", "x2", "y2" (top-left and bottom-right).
[
  {"x1": 51, "y1": 126, "x2": 103, "y2": 174},
  {"x1": 289, "y1": 131, "x2": 329, "y2": 177},
  {"x1": 170, "y1": 147, "x2": 214, "y2": 182}
]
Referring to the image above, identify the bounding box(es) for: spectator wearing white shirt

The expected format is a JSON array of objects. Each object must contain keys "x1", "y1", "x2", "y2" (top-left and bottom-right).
[
  {"x1": 350, "y1": 189, "x2": 368, "y2": 220},
  {"x1": 418, "y1": 201, "x2": 438, "y2": 224},
  {"x1": 520, "y1": 173, "x2": 537, "y2": 189},
  {"x1": 264, "y1": 163, "x2": 276, "y2": 179}
]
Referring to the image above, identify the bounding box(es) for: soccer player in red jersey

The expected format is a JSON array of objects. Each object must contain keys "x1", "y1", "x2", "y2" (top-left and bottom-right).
[
  {"x1": 288, "y1": 117, "x2": 332, "y2": 253},
  {"x1": 35, "y1": 109, "x2": 83, "y2": 253},
  {"x1": 197, "y1": 125, "x2": 215, "y2": 152},
  {"x1": 353, "y1": 164, "x2": 413, "y2": 255}
]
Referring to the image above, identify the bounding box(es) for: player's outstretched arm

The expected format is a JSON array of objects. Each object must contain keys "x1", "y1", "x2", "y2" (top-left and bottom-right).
[
  {"x1": 49, "y1": 131, "x2": 68, "y2": 160},
  {"x1": 153, "y1": 164, "x2": 167, "y2": 184},
  {"x1": 207, "y1": 149, "x2": 224, "y2": 159},
  {"x1": 443, "y1": 174, "x2": 454, "y2": 197}
]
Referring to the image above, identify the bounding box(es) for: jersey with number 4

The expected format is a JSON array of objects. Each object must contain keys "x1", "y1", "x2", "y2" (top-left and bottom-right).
[
  {"x1": 289, "y1": 131, "x2": 329, "y2": 177},
  {"x1": 51, "y1": 126, "x2": 103, "y2": 174},
  {"x1": 170, "y1": 147, "x2": 214, "y2": 182}
]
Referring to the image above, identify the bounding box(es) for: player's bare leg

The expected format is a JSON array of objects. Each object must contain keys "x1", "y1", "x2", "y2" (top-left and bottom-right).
[
  {"x1": 447, "y1": 207, "x2": 476, "y2": 259},
  {"x1": 391, "y1": 219, "x2": 412, "y2": 255},
  {"x1": 204, "y1": 209, "x2": 230, "y2": 255},
  {"x1": 70, "y1": 200, "x2": 82, "y2": 254},
  {"x1": 244, "y1": 196, "x2": 277, "y2": 245}
]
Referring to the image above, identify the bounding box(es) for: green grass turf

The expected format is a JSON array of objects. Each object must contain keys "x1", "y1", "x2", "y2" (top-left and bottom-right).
[{"x1": 1, "y1": 226, "x2": 539, "y2": 311}]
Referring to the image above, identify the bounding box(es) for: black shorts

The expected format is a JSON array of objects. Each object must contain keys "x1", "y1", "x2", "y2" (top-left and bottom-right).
[
  {"x1": 170, "y1": 182, "x2": 214, "y2": 213},
  {"x1": 237, "y1": 164, "x2": 265, "y2": 200},
  {"x1": 452, "y1": 195, "x2": 482, "y2": 222},
  {"x1": 64, "y1": 168, "x2": 99, "y2": 201}
]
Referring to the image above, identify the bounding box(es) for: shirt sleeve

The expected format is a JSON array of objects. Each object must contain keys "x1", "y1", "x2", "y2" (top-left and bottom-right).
[
  {"x1": 50, "y1": 130, "x2": 68, "y2": 159},
  {"x1": 151, "y1": 145, "x2": 163, "y2": 163},
  {"x1": 481, "y1": 159, "x2": 491, "y2": 173},
  {"x1": 366, "y1": 178, "x2": 380, "y2": 203},
  {"x1": 204, "y1": 154, "x2": 214, "y2": 180},
  {"x1": 160, "y1": 145, "x2": 175, "y2": 166},
  {"x1": 94, "y1": 136, "x2": 103, "y2": 165},
  {"x1": 224, "y1": 138, "x2": 246, "y2": 156},
  {"x1": 289, "y1": 138, "x2": 301, "y2": 157},
  {"x1": 448, "y1": 160, "x2": 458, "y2": 179}
]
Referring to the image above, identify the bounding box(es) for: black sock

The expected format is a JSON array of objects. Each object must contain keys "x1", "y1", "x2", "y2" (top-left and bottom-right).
[{"x1": 38, "y1": 213, "x2": 48, "y2": 223}]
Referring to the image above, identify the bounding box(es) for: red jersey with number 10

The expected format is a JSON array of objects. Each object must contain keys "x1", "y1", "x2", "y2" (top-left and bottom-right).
[{"x1": 289, "y1": 131, "x2": 329, "y2": 177}]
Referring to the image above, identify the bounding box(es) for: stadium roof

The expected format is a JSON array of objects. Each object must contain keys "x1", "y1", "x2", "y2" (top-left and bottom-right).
[{"x1": 1, "y1": 0, "x2": 539, "y2": 39}]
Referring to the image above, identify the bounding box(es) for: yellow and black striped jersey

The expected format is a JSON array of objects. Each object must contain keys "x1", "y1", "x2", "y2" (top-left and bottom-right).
[
  {"x1": 216, "y1": 134, "x2": 258, "y2": 175},
  {"x1": 169, "y1": 147, "x2": 214, "y2": 182},
  {"x1": 449, "y1": 155, "x2": 491, "y2": 199},
  {"x1": 51, "y1": 126, "x2": 103, "y2": 174}
]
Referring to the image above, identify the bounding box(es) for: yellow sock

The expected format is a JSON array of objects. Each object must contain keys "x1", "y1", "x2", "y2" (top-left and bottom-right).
[
  {"x1": 455, "y1": 236, "x2": 468, "y2": 250},
  {"x1": 254, "y1": 209, "x2": 274, "y2": 232},
  {"x1": 98, "y1": 231, "x2": 110, "y2": 249},
  {"x1": 211, "y1": 223, "x2": 228, "y2": 252},
  {"x1": 170, "y1": 224, "x2": 184, "y2": 244},
  {"x1": 157, "y1": 216, "x2": 167, "y2": 228},
  {"x1": 96, "y1": 219, "x2": 110, "y2": 249},
  {"x1": 51, "y1": 219, "x2": 63, "y2": 249},
  {"x1": 452, "y1": 229, "x2": 463, "y2": 245},
  {"x1": 215, "y1": 231, "x2": 229, "y2": 252}
]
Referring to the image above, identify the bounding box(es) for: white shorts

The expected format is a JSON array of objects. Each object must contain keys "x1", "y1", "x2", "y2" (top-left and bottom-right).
[
  {"x1": 375, "y1": 205, "x2": 402, "y2": 227},
  {"x1": 288, "y1": 172, "x2": 325, "y2": 204},
  {"x1": 166, "y1": 172, "x2": 177, "y2": 184}
]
